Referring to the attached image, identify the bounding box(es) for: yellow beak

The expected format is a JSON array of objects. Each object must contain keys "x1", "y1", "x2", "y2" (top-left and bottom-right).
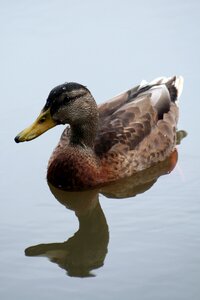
[{"x1": 15, "y1": 108, "x2": 57, "y2": 143}]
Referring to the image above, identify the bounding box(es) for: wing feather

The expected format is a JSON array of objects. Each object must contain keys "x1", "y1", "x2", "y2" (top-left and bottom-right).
[{"x1": 95, "y1": 78, "x2": 179, "y2": 157}]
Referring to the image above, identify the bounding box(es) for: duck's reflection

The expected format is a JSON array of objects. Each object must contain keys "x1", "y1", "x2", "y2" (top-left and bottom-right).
[
  {"x1": 25, "y1": 189, "x2": 108, "y2": 277},
  {"x1": 25, "y1": 131, "x2": 186, "y2": 277}
]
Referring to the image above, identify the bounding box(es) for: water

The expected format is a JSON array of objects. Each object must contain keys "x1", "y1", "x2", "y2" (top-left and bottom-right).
[{"x1": 1, "y1": 1, "x2": 200, "y2": 299}]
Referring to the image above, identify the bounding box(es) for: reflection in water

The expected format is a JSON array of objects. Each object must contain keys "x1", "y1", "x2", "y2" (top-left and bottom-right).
[
  {"x1": 26, "y1": 190, "x2": 109, "y2": 277},
  {"x1": 25, "y1": 131, "x2": 186, "y2": 277}
]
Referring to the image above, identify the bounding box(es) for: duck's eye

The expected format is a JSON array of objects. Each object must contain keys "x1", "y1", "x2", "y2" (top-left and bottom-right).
[
  {"x1": 64, "y1": 95, "x2": 70, "y2": 102},
  {"x1": 39, "y1": 116, "x2": 46, "y2": 124}
]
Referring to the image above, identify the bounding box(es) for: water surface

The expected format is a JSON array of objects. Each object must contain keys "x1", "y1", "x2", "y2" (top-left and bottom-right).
[{"x1": 1, "y1": 1, "x2": 200, "y2": 299}]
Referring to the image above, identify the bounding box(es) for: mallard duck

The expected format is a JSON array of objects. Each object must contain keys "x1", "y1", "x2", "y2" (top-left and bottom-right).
[{"x1": 15, "y1": 76, "x2": 183, "y2": 190}]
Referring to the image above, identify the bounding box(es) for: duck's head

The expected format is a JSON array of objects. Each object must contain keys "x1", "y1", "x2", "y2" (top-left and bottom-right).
[{"x1": 15, "y1": 82, "x2": 97, "y2": 143}]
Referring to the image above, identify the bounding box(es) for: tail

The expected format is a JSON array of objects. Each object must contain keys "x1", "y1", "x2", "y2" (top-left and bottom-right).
[
  {"x1": 148, "y1": 76, "x2": 184, "y2": 102},
  {"x1": 136, "y1": 75, "x2": 184, "y2": 120}
]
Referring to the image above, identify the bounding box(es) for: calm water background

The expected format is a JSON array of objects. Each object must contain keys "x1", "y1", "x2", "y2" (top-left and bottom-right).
[{"x1": 1, "y1": 1, "x2": 200, "y2": 299}]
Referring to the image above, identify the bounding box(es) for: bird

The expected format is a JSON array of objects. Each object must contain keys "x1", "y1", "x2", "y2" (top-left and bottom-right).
[{"x1": 15, "y1": 76, "x2": 184, "y2": 191}]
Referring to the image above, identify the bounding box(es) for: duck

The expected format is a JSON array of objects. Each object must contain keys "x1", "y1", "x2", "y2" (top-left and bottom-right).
[{"x1": 15, "y1": 76, "x2": 184, "y2": 191}]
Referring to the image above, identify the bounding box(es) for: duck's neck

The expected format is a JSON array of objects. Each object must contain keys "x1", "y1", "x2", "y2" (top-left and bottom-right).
[{"x1": 70, "y1": 119, "x2": 98, "y2": 148}]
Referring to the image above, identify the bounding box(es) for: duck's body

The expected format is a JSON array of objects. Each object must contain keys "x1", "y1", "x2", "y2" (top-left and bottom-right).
[{"x1": 15, "y1": 76, "x2": 183, "y2": 191}]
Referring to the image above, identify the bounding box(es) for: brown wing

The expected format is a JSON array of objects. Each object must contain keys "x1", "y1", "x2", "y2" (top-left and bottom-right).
[{"x1": 95, "y1": 80, "x2": 178, "y2": 157}]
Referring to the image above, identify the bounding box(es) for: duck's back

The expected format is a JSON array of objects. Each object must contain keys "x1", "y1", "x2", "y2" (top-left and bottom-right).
[{"x1": 95, "y1": 76, "x2": 183, "y2": 181}]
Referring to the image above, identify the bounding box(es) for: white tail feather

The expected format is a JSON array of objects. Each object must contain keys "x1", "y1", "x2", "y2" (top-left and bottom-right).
[
  {"x1": 149, "y1": 75, "x2": 184, "y2": 100},
  {"x1": 174, "y1": 76, "x2": 184, "y2": 98}
]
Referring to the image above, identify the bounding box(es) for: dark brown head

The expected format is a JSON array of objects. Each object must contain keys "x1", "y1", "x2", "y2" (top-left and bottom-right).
[{"x1": 14, "y1": 82, "x2": 98, "y2": 143}]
